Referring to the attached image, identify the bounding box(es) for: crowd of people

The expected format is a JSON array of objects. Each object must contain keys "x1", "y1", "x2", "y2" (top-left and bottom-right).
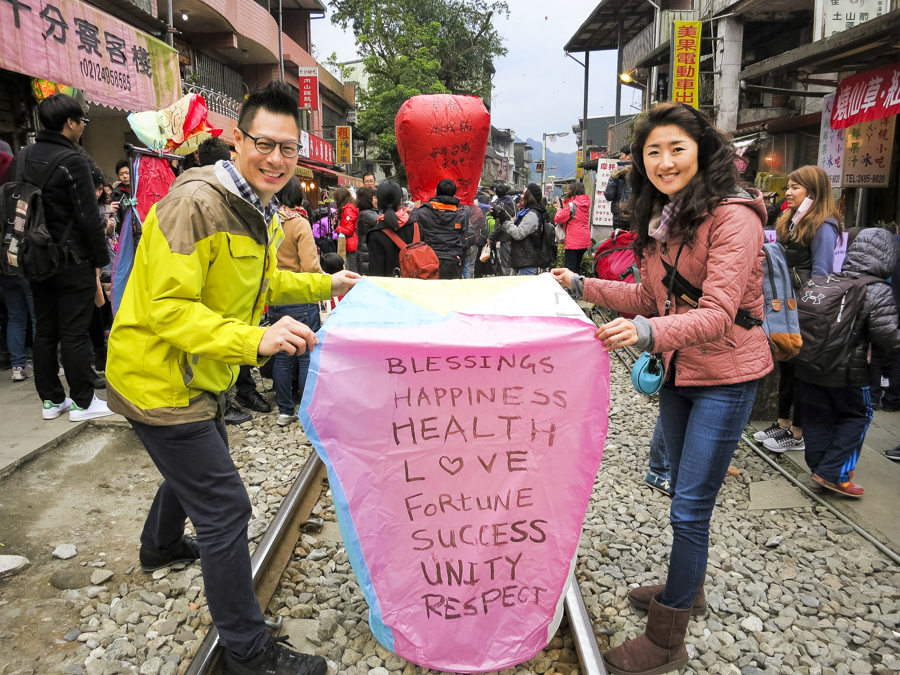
[{"x1": 1, "y1": 84, "x2": 899, "y2": 675}]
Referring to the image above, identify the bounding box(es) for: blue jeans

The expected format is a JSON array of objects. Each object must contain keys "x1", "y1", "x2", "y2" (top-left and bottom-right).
[
  {"x1": 648, "y1": 415, "x2": 669, "y2": 480},
  {"x1": 463, "y1": 245, "x2": 478, "y2": 279},
  {"x1": 268, "y1": 304, "x2": 321, "y2": 416},
  {"x1": 0, "y1": 275, "x2": 36, "y2": 367},
  {"x1": 516, "y1": 267, "x2": 538, "y2": 275},
  {"x1": 800, "y1": 381, "x2": 872, "y2": 483},
  {"x1": 658, "y1": 379, "x2": 758, "y2": 609}
]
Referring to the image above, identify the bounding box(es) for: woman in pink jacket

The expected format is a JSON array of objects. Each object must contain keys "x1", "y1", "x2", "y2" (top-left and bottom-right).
[
  {"x1": 553, "y1": 102, "x2": 773, "y2": 675},
  {"x1": 554, "y1": 181, "x2": 592, "y2": 272}
]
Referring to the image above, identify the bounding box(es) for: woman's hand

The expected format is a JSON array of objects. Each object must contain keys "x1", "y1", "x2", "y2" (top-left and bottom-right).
[
  {"x1": 110, "y1": 201, "x2": 119, "y2": 215},
  {"x1": 595, "y1": 317, "x2": 638, "y2": 351},
  {"x1": 550, "y1": 268, "x2": 575, "y2": 288}
]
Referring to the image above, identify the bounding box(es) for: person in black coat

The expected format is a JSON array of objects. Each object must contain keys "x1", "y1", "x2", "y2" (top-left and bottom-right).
[
  {"x1": 409, "y1": 179, "x2": 466, "y2": 279},
  {"x1": 355, "y1": 186, "x2": 378, "y2": 276},
  {"x1": 7, "y1": 93, "x2": 112, "y2": 420},
  {"x1": 367, "y1": 182, "x2": 415, "y2": 277}
]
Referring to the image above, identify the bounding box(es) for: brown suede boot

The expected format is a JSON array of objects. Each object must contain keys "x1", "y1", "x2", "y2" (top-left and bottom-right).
[
  {"x1": 627, "y1": 584, "x2": 707, "y2": 617},
  {"x1": 604, "y1": 594, "x2": 691, "y2": 675}
]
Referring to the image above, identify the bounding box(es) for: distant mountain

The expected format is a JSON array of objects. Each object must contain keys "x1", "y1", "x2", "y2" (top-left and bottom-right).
[{"x1": 523, "y1": 137, "x2": 577, "y2": 180}]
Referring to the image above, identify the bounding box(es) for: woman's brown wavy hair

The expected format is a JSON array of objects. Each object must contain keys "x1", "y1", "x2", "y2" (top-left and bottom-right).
[{"x1": 775, "y1": 165, "x2": 842, "y2": 246}]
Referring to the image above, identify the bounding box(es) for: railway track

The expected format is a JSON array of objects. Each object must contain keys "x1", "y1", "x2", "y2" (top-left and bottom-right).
[{"x1": 185, "y1": 452, "x2": 609, "y2": 675}]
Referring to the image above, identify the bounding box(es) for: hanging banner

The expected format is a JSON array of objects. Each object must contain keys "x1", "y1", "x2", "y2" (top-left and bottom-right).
[
  {"x1": 298, "y1": 66, "x2": 319, "y2": 111},
  {"x1": 591, "y1": 159, "x2": 617, "y2": 228},
  {"x1": 669, "y1": 21, "x2": 702, "y2": 109},
  {"x1": 300, "y1": 275, "x2": 609, "y2": 673},
  {"x1": 818, "y1": 93, "x2": 845, "y2": 188},
  {"x1": 830, "y1": 63, "x2": 900, "y2": 130},
  {"x1": 575, "y1": 150, "x2": 583, "y2": 179},
  {"x1": 841, "y1": 115, "x2": 895, "y2": 188},
  {"x1": 0, "y1": 0, "x2": 179, "y2": 112},
  {"x1": 336, "y1": 125, "x2": 352, "y2": 166}
]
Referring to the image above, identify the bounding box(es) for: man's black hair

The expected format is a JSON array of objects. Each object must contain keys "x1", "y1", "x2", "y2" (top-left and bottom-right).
[
  {"x1": 39, "y1": 94, "x2": 85, "y2": 133},
  {"x1": 237, "y1": 81, "x2": 301, "y2": 135},
  {"x1": 620, "y1": 144, "x2": 632, "y2": 155},
  {"x1": 276, "y1": 176, "x2": 306, "y2": 209},
  {"x1": 494, "y1": 184, "x2": 509, "y2": 197},
  {"x1": 197, "y1": 137, "x2": 232, "y2": 166},
  {"x1": 436, "y1": 178, "x2": 457, "y2": 197},
  {"x1": 320, "y1": 252, "x2": 345, "y2": 274},
  {"x1": 363, "y1": 172, "x2": 375, "y2": 181},
  {"x1": 115, "y1": 159, "x2": 130, "y2": 174}
]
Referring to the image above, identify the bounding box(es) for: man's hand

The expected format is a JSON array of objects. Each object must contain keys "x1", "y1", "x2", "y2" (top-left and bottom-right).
[
  {"x1": 550, "y1": 268, "x2": 575, "y2": 288},
  {"x1": 331, "y1": 270, "x2": 360, "y2": 297},
  {"x1": 595, "y1": 317, "x2": 638, "y2": 351},
  {"x1": 258, "y1": 316, "x2": 318, "y2": 356}
]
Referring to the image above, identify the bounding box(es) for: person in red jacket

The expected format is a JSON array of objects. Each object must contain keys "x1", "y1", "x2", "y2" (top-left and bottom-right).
[
  {"x1": 332, "y1": 187, "x2": 359, "y2": 273},
  {"x1": 553, "y1": 102, "x2": 772, "y2": 675},
  {"x1": 553, "y1": 181, "x2": 592, "y2": 272}
]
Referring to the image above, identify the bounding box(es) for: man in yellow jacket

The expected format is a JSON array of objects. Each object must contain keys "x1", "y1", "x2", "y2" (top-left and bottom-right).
[{"x1": 106, "y1": 82, "x2": 358, "y2": 675}]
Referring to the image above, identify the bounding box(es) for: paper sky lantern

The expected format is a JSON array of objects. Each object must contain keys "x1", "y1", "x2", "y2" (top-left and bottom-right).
[
  {"x1": 395, "y1": 94, "x2": 490, "y2": 207},
  {"x1": 299, "y1": 275, "x2": 610, "y2": 672},
  {"x1": 128, "y1": 93, "x2": 222, "y2": 155}
]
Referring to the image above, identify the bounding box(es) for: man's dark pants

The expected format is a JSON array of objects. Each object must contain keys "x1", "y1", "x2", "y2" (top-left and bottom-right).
[
  {"x1": 31, "y1": 262, "x2": 96, "y2": 408},
  {"x1": 438, "y1": 258, "x2": 462, "y2": 280},
  {"x1": 129, "y1": 417, "x2": 268, "y2": 661}
]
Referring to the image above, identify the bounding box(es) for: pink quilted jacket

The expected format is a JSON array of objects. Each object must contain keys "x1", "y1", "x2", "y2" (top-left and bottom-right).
[
  {"x1": 583, "y1": 190, "x2": 774, "y2": 386},
  {"x1": 554, "y1": 194, "x2": 592, "y2": 250}
]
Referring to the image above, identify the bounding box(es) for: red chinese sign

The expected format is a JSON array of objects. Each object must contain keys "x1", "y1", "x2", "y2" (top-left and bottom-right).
[
  {"x1": 0, "y1": 0, "x2": 180, "y2": 112},
  {"x1": 669, "y1": 21, "x2": 701, "y2": 109},
  {"x1": 299, "y1": 130, "x2": 333, "y2": 165},
  {"x1": 831, "y1": 63, "x2": 900, "y2": 130},
  {"x1": 298, "y1": 66, "x2": 319, "y2": 111}
]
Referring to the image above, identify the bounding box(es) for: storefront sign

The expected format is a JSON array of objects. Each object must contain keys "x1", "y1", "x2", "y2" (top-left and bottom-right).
[
  {"x1": 298, "y1": 129, "x2": 334, "y2": 165},
  {"x1": 591, "y1": 159, "x2": 617, "y2": 228},
  {"x1": 336, "y1": 125, "x2": 352, "y2": 166},
  {"x1": 669, "y1": 21, "x2": 702, "y2": 109},
  {"x1": 820, "y1": 0, "x2": 885, "y2": 38},
  {"x1": 831, "y1": 63, "x2": 900, "y2": 130},
  {"x1": 841, "y1": 115, "x2": 895, "y2": 188},
  {"x1": 298, "y1": 66, "x2": 318, "y2": 111},
  {"x1": 499, "y1": 156, "x2": 509, "y2": 181},
  {"x1": 575, "y1": 150, "x2": 583, "y2": 179},
  {"x1": 818, "y1": 93, "x2": 845, "y2": 187},
  {"x1": 0, "y1": 0, "x2": 179, "y2": 112}
]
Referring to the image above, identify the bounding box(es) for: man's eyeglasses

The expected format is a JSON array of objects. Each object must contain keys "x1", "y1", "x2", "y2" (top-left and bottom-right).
[{"x1": 239, "y1": 129, "x2": 301, "y2": 158}]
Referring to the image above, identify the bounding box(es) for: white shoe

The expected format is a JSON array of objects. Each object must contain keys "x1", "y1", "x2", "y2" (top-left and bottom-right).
[
  {"x1": 12, "y1": 365, "x2": 32, "y2": 381},
  {"x1": 277, "y1": 413, "x2": 297, "y2": 427},
  {"x1": 69, "y1": 395, "x2": 114, "y2": 422},
  {"x1": 43, "y1": 397, "x2": 74, "y2": 420}
]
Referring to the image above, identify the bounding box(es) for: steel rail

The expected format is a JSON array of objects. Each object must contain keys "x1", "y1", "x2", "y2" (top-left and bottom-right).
[
  {"x1": 740, "y1": 433, "x2": 900, "y2": 566},
  {"x1": 186, "y1": 453, "x2": 325, "y2": 675},
  {"x1": 565, "y1": 577, "x2": 608, "y2": 675}
]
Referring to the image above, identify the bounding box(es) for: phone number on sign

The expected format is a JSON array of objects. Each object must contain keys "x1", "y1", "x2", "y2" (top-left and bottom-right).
[{"x1": 80, "y1": 59, "x2": 132, "y2": 92}]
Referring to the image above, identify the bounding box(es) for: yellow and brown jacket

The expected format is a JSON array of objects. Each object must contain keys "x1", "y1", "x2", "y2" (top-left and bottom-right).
[{"x1": 107, "y1": 166, "x2": 331, "y2": 425}]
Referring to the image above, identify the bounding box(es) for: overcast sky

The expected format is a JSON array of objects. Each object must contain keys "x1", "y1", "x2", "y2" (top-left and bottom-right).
[{"x1": 310, "y1": 0, "x2": 642, "y2": 155}]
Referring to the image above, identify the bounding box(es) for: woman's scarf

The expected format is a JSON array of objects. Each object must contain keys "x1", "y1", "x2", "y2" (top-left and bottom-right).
[{"x1": 648, "y1": 200, "x2": 681, "y2": 242}]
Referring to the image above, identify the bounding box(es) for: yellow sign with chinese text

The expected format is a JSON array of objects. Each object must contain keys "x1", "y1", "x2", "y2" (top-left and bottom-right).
[
  {"x1": 670, "y1": 21, "x2": 702, "y2": 109},
  {"x1": 336, "y1": 125, "x2": 352, "y2": 166}
]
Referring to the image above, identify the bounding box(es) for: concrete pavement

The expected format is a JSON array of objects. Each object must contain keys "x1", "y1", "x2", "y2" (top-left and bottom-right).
[{"x1": 0, "y1": 371, "x2": 126, "y2": 478}]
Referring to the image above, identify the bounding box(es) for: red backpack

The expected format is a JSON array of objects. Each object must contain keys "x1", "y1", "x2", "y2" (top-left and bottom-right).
[
  {"x1": 594, "y1": 230, "x2": 639, "y2": 283},
  {"x1": 384, "y1": 222, "x2": 440, "y2": 280}
]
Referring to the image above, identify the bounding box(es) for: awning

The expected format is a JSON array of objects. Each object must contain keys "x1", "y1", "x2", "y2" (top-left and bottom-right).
[
  {"x1": 295, "y1": 166, "x2": 314, "y2": 178},
  {"x1": 297, "y1": 162, "x2": 362, "y2": 188},
  {"x1": 740, "y1": 8, "x2": 900, "y2": 80},
  {"x1": 0, "y1": 0, "x2": 180, "y2": 112},
  {"x1": 564, "y1": 0, "x2": 655, "y2": 53}
]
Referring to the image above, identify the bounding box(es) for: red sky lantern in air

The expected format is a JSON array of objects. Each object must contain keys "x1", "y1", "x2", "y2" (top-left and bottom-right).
[{"x1": 395, "y1": 94, "x2": 490, "y2": 206}]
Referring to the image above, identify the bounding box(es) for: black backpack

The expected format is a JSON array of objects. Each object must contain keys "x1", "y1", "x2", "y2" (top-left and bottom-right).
[
  {"x1": 793, "y1": 273, "x2": 884, "y2": 376},
  {"x1": 0, "y1": 150, "x2": 78, "y2": 281},
  {"x1": 535, "y1": 209, "x2": 558, "y2": 269}
]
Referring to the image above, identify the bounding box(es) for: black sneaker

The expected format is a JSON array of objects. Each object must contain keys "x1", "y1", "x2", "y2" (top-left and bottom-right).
[
  {"x1": 139, "y1": 536, "x2": 200, "y2": 572},
  {"x1": 235, "y1": 390, "x2": 272, "y2": 413},
  {"x1": 885, "y1": 445, "x2": 900, "y2": 462},
  {"x1": 225, "y1": 407, "x2": 253, "y2": 425},
  {"x1": 224, "y1": 635, "x2": 327, "y2": 675}
]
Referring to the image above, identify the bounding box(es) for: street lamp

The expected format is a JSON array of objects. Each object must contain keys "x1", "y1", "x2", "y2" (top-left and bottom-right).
[
  {"x1": 541, "y1": 131, "x2": 569, "y2": 198},
  {"x1": 619, "y1": 72, "x2": 647, "y2": 87}
]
